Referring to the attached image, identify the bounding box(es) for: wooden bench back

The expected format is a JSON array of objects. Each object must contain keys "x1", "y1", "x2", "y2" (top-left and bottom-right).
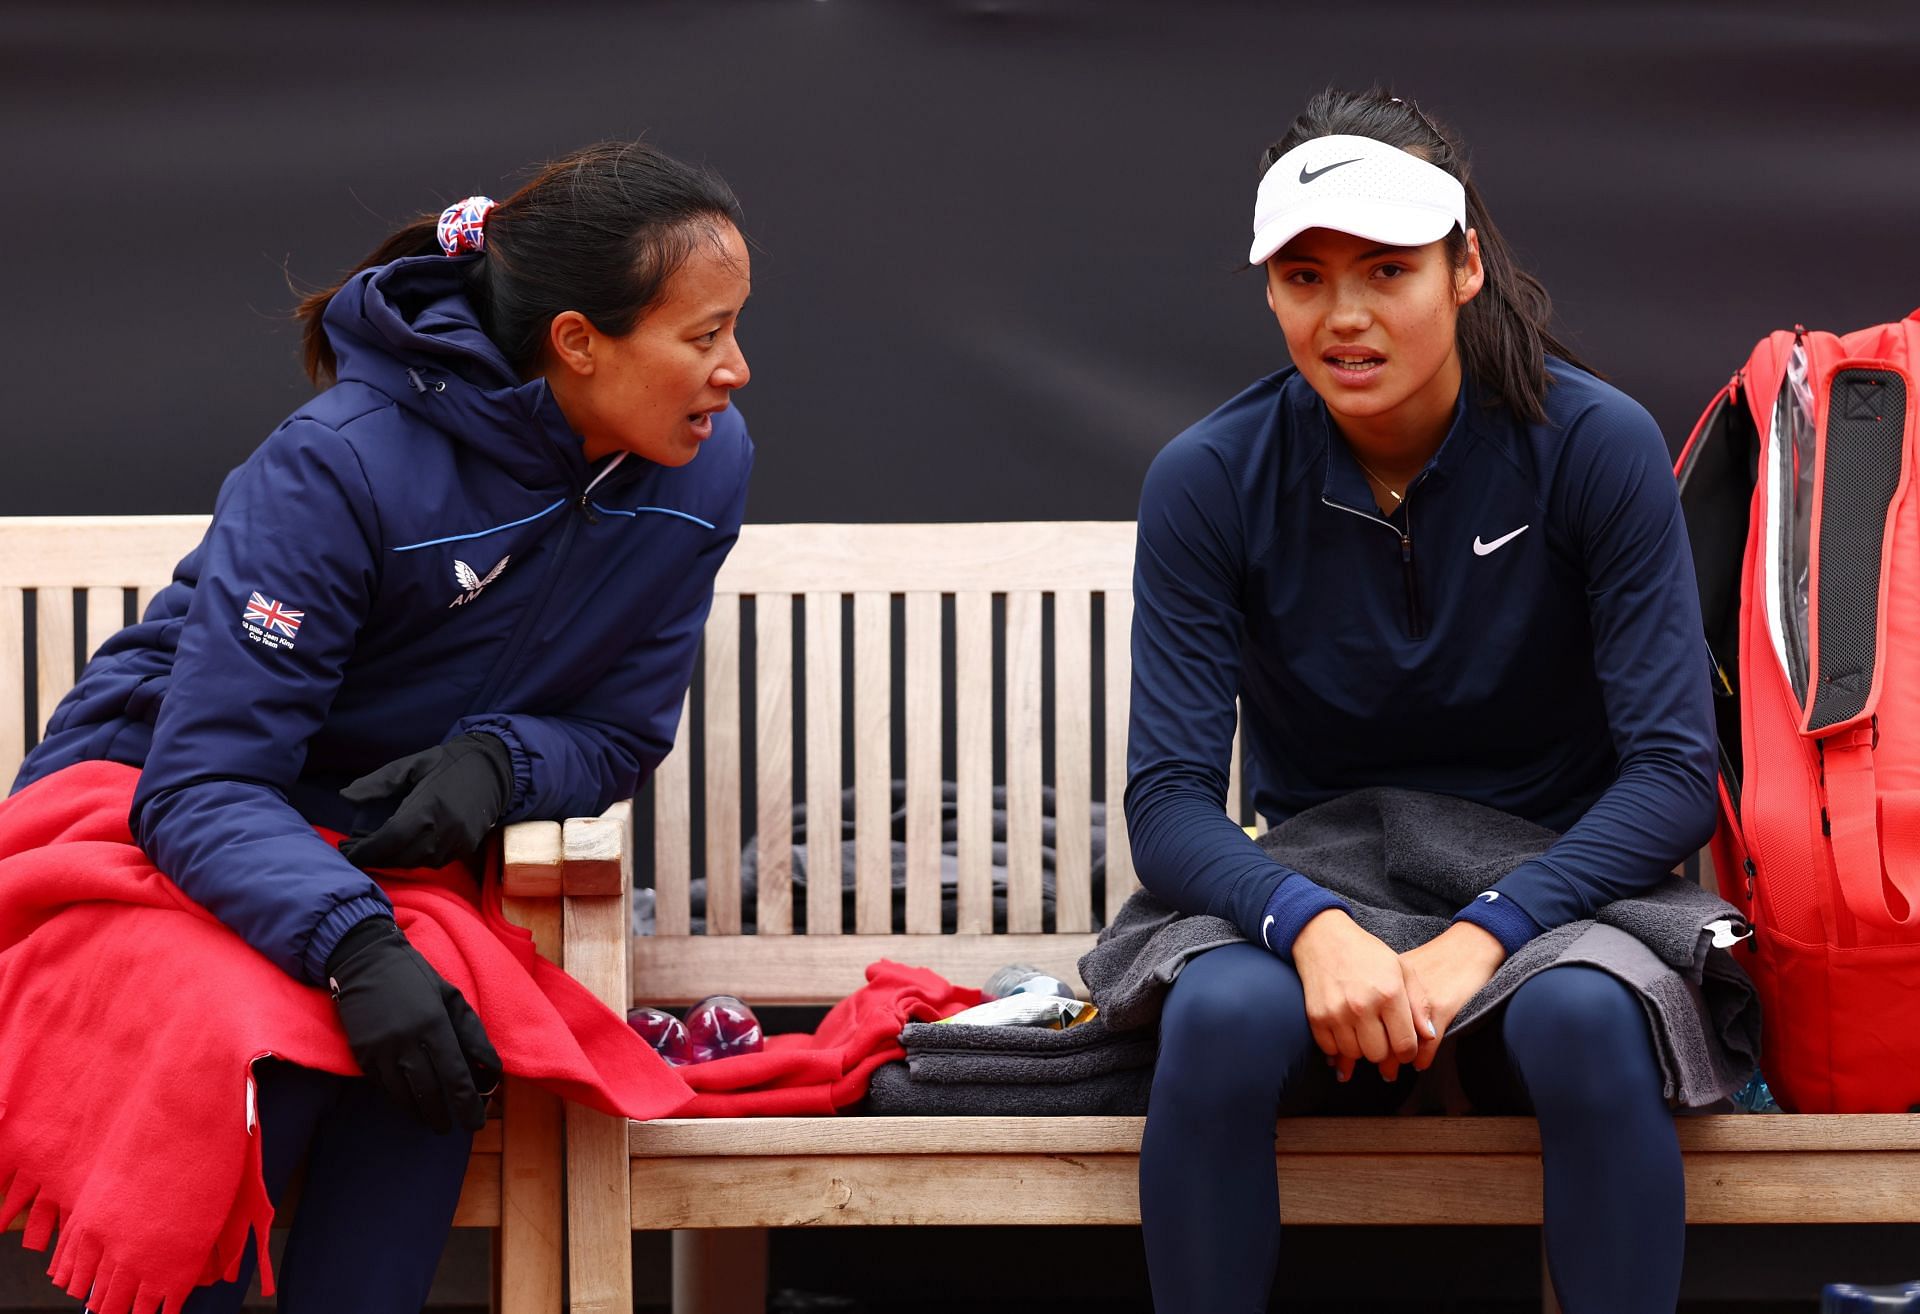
[
  {"x1": 0, "y1": 517, "x2": 209, "y2": 790},
  {"x1": 635, "y1": 522, "x2": 1195, "y2": 1006},
  {"x1": 0, "y1": 517, "x2": 1266, "y2": 1007}
]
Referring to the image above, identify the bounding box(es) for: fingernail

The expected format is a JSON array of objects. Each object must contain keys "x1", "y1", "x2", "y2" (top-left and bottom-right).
[{"x1": 1424, "y1": 1019, "x2": 1437, "y2": 1039}]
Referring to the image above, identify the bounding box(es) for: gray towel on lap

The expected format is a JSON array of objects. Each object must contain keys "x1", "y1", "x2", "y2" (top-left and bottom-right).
[
  {"x1": 1080, "y1": 788, "x2": 1760, "y2": 1108},
  {"x1": 900, "y1": 1016, "x2": 1157, "y2": 1085},
  {"x1": 865, "y1": 1060, "x2": 1153, "y2": 1116}
]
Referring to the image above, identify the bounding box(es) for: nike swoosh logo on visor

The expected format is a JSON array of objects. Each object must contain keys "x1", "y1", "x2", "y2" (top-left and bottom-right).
[
  {"x1": 1299, "y1": 158, "x2": 1361, "y2": 184},
  {"x1": 1473, "y1": 525, "x2": 1531, "y2": 556}
]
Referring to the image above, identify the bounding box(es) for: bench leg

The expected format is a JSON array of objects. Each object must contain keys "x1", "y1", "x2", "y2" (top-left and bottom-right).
[
  {"x1": 498, "y1": 1075, "x2": 565, "y2": 1314},
  {"x1": 672, "y1": 1229, "x2": 769, "y2": 1314},
  {"x1": 499, "y1": 890, "x2": 566, "y2": 1314}
]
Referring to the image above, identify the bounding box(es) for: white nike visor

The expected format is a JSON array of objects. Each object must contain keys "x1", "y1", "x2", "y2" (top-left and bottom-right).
[{"x1": 1248, "y1": 133, "x2": 1467, "y2": 265}]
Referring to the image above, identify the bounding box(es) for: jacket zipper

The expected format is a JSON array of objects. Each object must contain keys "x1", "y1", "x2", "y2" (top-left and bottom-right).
[
  {"x1": 465, "y1": 509, "x2": 580, "y2": 716},
  {"x1": 1320, "y1": 477, "x2": 1428, "y2": 639},
  {"x1": 404, "y1": 377, "x2": 624, "y2": 714},
  {"x1": 470, "y1": 459, "x2": 626, "y2": 708}
]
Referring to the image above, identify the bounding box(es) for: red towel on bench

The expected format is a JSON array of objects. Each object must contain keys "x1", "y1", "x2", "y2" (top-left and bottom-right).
[
  {"x1": 0, "y1": 761, "x2": 692, "y2": 1314},
  {"x1": 674, "y1": 961, "x2": 982, "y2": 1117}
]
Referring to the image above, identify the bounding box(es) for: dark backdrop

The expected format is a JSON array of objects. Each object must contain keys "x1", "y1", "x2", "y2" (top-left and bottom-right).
[{"x1": 5, "y1": 0, "x2": 1919, "y2": 522}]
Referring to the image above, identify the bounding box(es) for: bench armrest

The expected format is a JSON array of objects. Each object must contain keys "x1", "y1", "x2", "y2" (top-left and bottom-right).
[{"x1": 498, "y1": 799, "x2": 632, "y2": 1007}]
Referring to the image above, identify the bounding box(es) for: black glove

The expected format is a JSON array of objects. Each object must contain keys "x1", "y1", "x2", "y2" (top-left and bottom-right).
[
  {"x1": 338, "y1": 732, "x2": 513, "y2": 870},
  {"x1": 325, "y1": 916, "x2": 503, "y2": 1133}
]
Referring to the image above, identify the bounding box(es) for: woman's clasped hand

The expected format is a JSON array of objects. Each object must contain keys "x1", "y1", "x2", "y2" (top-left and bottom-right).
[{"x1": 1289, "y1": 910, "x2": 1506, "y2": 1083}]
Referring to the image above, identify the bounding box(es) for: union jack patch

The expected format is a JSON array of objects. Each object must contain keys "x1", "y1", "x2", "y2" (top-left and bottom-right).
[{"x1": 241, "y1": 591, "x2": 304, "y2": 650}]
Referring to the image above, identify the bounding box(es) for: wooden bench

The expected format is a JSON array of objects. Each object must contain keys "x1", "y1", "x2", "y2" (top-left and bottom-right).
[
  {"x1": 0, "y1": 515, "x2": 569, "y2": 1313},
  {"x1": 8, "y1": 517, "x2": 1920, "y2": 1313},
  {"x1": 544, "y1": 520, "x2": 1920, "y2": 1314}
]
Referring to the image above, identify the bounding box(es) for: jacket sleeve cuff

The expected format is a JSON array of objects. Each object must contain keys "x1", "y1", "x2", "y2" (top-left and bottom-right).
[
  {"x1": 1452, "y1": 893, "x2": 1543, "y2": 957},
  {"x1": 1249, "y1": 877, "x2": 1351, "y2": 959},
  {"x1": 302, "y1": 892, "x2": 396, "y2": 986},
  {"x1": 455, "y1": 717, "x2": 534, "y2": 818}
]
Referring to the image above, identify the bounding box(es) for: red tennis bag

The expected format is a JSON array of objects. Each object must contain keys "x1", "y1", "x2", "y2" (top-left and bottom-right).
[{"x1": 1676, "y1": 309, "x2": 1920, "y2": 1113}]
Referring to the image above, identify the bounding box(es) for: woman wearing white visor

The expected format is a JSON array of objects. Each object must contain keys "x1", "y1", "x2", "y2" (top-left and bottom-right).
[{"x1": 1125, "y1": 89, "x2": 1715, "y2": 1312}]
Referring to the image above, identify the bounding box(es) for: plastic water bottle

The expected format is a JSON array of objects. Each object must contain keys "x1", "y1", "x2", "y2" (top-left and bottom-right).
[
  {"x1": 1822, "y1": 1282, "x2": 1920, "y2": 1312},
  {"x1": 982, "y1": 963, "x2": 1077, "y2": 1000},
  {"x1": 1733, "y1": 1070, "x2": 1782, "y2": 1113}
]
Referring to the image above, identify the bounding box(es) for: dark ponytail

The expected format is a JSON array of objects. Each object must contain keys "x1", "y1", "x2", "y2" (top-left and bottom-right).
[
  {"x1": 296, "y1": 140, "x2": 745, "y2": 388},
  {"x1": 1262, "y1": 88, "x2": 1595, "y2": 425}
]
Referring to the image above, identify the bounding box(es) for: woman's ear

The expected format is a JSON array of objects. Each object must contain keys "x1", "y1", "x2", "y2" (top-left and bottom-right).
[
  {"x1": 1455, "y1": 228, "x2": 1487, "y2": 306},
  {"x1": 547, "y1": 311, "x2": 597, "y2": 377}
]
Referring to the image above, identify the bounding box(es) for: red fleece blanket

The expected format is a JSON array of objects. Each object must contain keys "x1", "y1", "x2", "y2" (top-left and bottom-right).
[
  {"x1": 0, "y1": 762, "x2": 692, "y2": 1314},
  {"x1": 673, "y1": 962, "x2": 982, "y2": 1116},
  {"x1": 0, "y1": 762, "x2": 979, "y2": 1312}
]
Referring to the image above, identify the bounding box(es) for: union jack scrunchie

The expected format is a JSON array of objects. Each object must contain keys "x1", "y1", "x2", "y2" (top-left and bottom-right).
[{"x1": 436, "y1": 196, "x2": 496, "y2": 255}]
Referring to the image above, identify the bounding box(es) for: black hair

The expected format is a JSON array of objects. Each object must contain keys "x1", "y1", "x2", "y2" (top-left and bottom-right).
[
  {"x1": 1263, "y1": 88, "x2": 1595, "y2": 424},
  {"x1": 297, "y1": 140, "x2": 745, "y2": 386}
]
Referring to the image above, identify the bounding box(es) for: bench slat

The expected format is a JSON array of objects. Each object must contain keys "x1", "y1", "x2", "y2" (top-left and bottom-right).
[
  {"x1": 653, "y1": 690, "x2": 693, "y2": 937},
  {"x1": 704, "y1": 598, "x2": 743, "y2": 936},
  {"x1": 627, "y1": 1147, "x2": 1920, "y2": 1229},
  {"x1": 904, "y1": 591, "x2": 942, "y2": 934},
  {"x1": 35, "y1": 587, "x2": 76, "y2": 741},
  {"x1": 85, "y1": 586, "x2": 124, "y2": 667},
  {"x1": 1102, "y1": 590, "x2": 1136, "y2": 921},
  {"x1": 954, "y1": 591, "x2": 993, "y2": 934},
  {"x1": 624, "y1": 1115, "x2": 1920, "y2": 1229},
  {"x1": 631, "y1": 932, "x2": 1098, "y2": 1006},
  {"x1": 629, "y1": 1113, "x2": 1920, "y2": 1157},
  {"x1": 0, "y1": 517, "x2": 206, "y2": 590},
  {"x1": 1005, "y1": 590, "x2": 1043, "y2": 933},
  {"x1": 1, "y1": 586, "x2": 23, "y2": 790},
  {"x1": 713, "y1": 522, "x2": 1135, "y2": 595},
  {"x1": 804, "y1": 591, "x2": 844, "y2": 936},
  {"x1": 853, "y1": 591, "x2": 892, "y2": 934},
  {"x1": 1055, "y1": 590, "x2": 1093, "y2": 934},
  {"x1": 755, "y1": 594, "x2": 795, "y2": 936}
]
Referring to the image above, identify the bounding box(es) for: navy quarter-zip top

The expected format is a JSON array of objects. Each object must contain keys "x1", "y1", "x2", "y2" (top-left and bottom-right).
[
  {"x1": 1124, "y1": 361, "x2": 1717, "y2": 957},
  {"x1": 16, "y1": 255, "x2": 753, "y2": 983}
]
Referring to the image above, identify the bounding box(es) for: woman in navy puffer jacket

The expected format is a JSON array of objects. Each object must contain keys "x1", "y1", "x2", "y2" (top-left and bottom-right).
[{"x1": 16, "y1": 140, "x2": 753, "y2": 1311}]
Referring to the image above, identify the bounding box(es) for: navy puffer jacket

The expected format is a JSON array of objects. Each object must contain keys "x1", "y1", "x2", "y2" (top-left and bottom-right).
[{"x1": 15, "y1": 254, "x2": 752, "y2": 984}]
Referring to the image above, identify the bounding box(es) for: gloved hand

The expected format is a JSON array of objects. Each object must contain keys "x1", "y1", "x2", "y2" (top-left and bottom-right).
[
  {"x1": 325, "y1": 916, "x2": 503, "y2": 1133},
  {"x1": 339, "y1": 732, "x2": 513, "y2": 870}
]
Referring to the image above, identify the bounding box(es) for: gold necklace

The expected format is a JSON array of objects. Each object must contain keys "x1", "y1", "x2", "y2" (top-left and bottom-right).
[{"x1": 1351, "y1": 453, "x2": 1405, "y2": 503}]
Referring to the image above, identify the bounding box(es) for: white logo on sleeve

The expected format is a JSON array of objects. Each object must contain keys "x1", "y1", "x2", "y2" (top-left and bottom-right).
[
  {"x1": 1472, "y1": 525, "x2": 1530, "y2": 556},
  {"x1": 1262, "y1": 914, "x2": 1276, "y2": 948},
  {"x1": 1477, "y1": 891, "x2": 1500, "y2": 903},
  {"x1": 449, "y1": 555, "x2": 511, "y2": 608}
]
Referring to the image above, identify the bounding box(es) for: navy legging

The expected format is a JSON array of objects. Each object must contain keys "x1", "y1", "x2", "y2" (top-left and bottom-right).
[
  {"x1": 178, "y1": 1061, "x2": 474, "y2": 1314},
  {"x1": 1140, "y1": 944, "x2": 1684, "y2": 1313}
]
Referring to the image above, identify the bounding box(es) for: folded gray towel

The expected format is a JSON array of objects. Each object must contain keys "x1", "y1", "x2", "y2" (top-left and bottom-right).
[
  {"x1": 865, "y1": 1060, "x2": 1153, "y2": 1116},
  {"x1": 1080, "y1": 788, "x2": 1760, "y2": 1108},
  {"x1": 900, "y1": 1017, "x2": 1157, "y2": 1086}
]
